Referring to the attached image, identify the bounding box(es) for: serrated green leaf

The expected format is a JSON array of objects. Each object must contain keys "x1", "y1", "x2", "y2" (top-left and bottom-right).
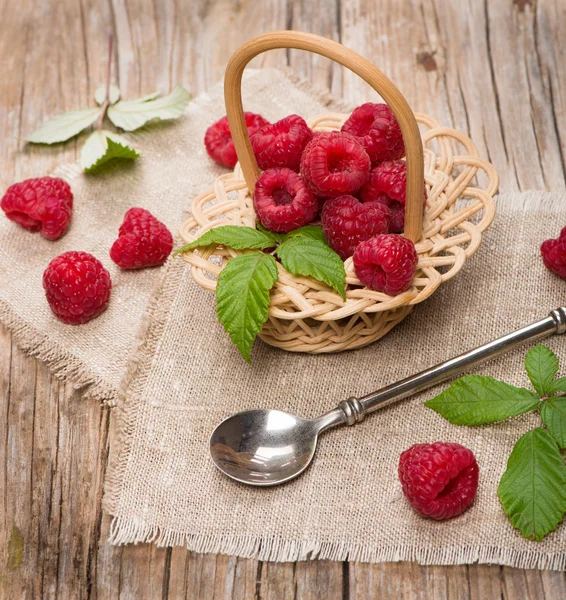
[
  {"x1": 498, "y1": 428, "x2": 566, "y2": 541},
  {"x1": 216, "y1": 253, "x2": 278, "y2": 362},
  {"x1": 107, "y1": 86, "x2": 190, "y2": 131},
  {"x1": 525, "y1": 345, "x2": 559, "y2": 396},
  {"x1": 541, "y1": 397, "x2": 566, "y2": 448},
  {"x1": 424, "y1": 375, "x2": 540, "y2": 425},
  {"x1": 94, "y1": 84, "x2": 121, "y2": 105},
  {"x1": 80, "y1": 130, "x2": 140, "y2": 173},
  {"x1": 276, "y1": 237, "x2": 346, "y2": 299},
  {"x1": 27, "y1": 107, "x2": 102, "y2": 144},
  {"x1": 549, "y1": 377, "x2": 566, "y2": 395},
  {"x1": 175, "y1": 226, "x2": 275, "y2": 256},
  {"x1": 283, "y1": 225, "x2": 327, "y2": 244},
  {"x1": 135, "y1": 91, "x2": 161, "y2": 102},
  {"x1": 256, "y1": 222, "x2": 286, "y2": 244}
]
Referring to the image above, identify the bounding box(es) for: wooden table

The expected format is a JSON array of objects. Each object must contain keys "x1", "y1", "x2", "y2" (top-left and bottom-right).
[{"x1": 2, "y1": 0, "x2": 566, "y2": 597}]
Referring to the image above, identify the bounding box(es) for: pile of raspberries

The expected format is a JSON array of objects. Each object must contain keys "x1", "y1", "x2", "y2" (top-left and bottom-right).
[{"x1": 205, "y1": 103, "x2": 425, "y2": 297}]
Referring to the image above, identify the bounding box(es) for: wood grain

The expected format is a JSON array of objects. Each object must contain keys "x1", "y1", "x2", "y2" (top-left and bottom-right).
[{"x1": 2, "y1": 0, "x2": 566, "y2": 598}]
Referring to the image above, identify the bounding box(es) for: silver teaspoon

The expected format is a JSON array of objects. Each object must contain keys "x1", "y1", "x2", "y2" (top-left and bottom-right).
[{"x1": 210, "y1": 308, "x2": 566, "y2": 486}]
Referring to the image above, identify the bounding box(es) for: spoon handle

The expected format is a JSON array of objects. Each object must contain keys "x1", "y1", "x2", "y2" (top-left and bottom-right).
[{"x1": 336, "y1": 308, "x2": 566, "y2": 426}]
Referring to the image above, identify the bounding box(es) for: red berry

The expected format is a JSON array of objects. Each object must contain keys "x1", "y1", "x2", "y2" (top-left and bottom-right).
[
  {"x1": 321, "y1": 195, "x2": 390, "y2": 260},
  {"x1": 398, "y1": 441, "x2": 479, "y2": 520},
  {"x1": 359, "y1": 161, "x2": 427, "y2": 233},
  {"x1": 341, "y1": 103, "x2": 405, "y2": 164},
  {"x1": 353, "y1": 234, "x2": 417, "y2": 295},
  {"x1": 251, "y1": 114, "x2": 313, "y2": 171},
  {"x1": 300, "y1": 132, "x2": 371, "y2": 198},
  {"x1": 110, "y1": 208, "x2": 173, "y2": 269},
  {"x1": 43, "y1": 251, "x2": 111, "y2": 325},
  {"x1": 541, "y1": 227, "x2": 566, "y2": 279},
  {"x1": 254, "y1": 168, "x2": 318, "y2": 233},
  {"x1": 1, "y1": 176, "x2": 73, "y2": 240},
  {"x1": 204, "y1": 112, "x2": 269, "y2": 168}
]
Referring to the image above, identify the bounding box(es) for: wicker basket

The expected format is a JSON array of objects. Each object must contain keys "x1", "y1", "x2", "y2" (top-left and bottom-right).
[{"x1": 179, "y1": 31, "x2": 499, "y2": 353}]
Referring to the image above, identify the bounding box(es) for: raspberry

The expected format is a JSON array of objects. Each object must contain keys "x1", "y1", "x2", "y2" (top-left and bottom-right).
[
  {"x1": 43, "y1": 251, "x2": 111, "y2": 325},
  {"x1": 205, "y1": 112, "x2": 269, "y2": 168},
  {"x1": 300, "y1": 132, "x2": 371, "y2": 198},
  {"x1": 254, "y1": 168, "x2": 318, "y2": 233},
  {"x1": 321, "y1": 195, "x2": 390, "y2": 260},
  {"x1": 251, "y1": 114, "x2": 313, "y2": 171},
  {"x1": 398, "y1": 442, "x2": 479, "y2": 520},
  {"x1": 1, "y1": 176, "x2": 73, "y2": 240},
  {"x1": 353, "y1": 234, "x2": 418, "y2": 295},
  {"x1": 341, "y1": 103, "x2": 405, "y2": 164},
  {"x1": 541, "y1": 227, "x2": 566, "y2": 279},
  {"x1": 359, "y1": 161, "x2": 427, "y2": 233},
  {"x1": 110, "y1": 208, "x2": 173, "y2": 269}
]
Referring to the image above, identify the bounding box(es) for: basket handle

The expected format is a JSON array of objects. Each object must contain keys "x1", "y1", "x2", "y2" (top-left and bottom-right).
[{"x1": 224, "y1": 31, "x2": 424, "y2": 242}]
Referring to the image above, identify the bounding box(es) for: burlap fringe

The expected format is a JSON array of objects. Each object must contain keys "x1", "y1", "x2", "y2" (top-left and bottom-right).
[{"x1": 107, "y1": 518, "x2": 566, "y2": 570}]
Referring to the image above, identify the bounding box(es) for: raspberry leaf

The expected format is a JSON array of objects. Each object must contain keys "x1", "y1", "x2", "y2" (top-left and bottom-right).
[
  {"x1": 175, "y1": 226, "x2": 276, "y2": 256},
  {"x1": 216, "y1": 253, "x2": 278, "y2": 362},
  {"x1": 80, "y1": 130, "x2": 140, "y2": 173},
  {"x1": 549, "y1": 377, "x2": 566, "y2": 395},
  {"x1": 26, "y1": 107, "x2": 103, "y2": 144},
  {"x1": 94, "y1": 84, "x2": 121, "y2": 105},
  {"x1": 283, "y1": 225, "x2": 327, "y2": 244},
  {"x1": 276, "y1": 237, "x2": 346, "y2": 300},
  {"x1": 498, "y1": 427, "x2": 566, "y2": 541},
  {"x1": 424, "y1": 375, "x2": 540, "y2": 425},
  {"x1": 541, "y1": 397, "x2": 566, "y2": 448},
  {"x1": 107, "y1": 86, "x2": 191, "y2": 131},
  {"x1": 525, "y1": 345, "x2": 559, "y2": 396},
  {"x1": 256, "y1": 223, "x2": 286, "y2": 244}
]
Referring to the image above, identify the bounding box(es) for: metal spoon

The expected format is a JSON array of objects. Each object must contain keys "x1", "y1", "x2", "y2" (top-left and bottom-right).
[{"x1": 210, "y1": 308, "x2": 566, "y2": 486}]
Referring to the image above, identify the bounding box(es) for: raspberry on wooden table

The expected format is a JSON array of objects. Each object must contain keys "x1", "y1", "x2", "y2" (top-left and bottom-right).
[
  {"x1": 398, "y1": 442, "x2": 479, "y2": 520},
  {"x1": 300, "y1": 131, "x2": 371, "y2": 198},
  {"x1": 251, "y1": 114, "x2": 313, "y2": 171},
  {"x1": 359, "y1": 161, "x2": 427, "y2": 233},
  {"x1": 321, "y1": 195, "x2": 390, "y2": 260},
  {"x1": 204, "y1": 112, "x2": 269, "y2": 168},
  {"x1": 541, "y1": 227, "x2": 566, "y2": 279},
  {"x1": 353, "y1": 234, "x2": 417, "y2": 296},
  {"x1": 43, "y1": 251, "x2": 111, "y2": 325},
  {"x1": 1, "y1": 176, "x2": 73, "y2": 240},
  {"x1": 254, "y1": 168, "x2": 318, "y2": 233},
  {"x1": 110, "y1": 208, "x2": 173, "y2": 269},
  {"x1": 341, "y1": 103, "x2": 405, "y2": 165}
]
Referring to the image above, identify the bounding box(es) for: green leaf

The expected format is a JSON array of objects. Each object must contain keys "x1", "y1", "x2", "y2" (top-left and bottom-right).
[
  {"x1": 283, "y1": 225, "x2": 327, "y2": 244},
  {"x1": 216, "y1": 253, "x2": 278, "y2": 362},
  {"x1": 525, "y1": 345, "x2": 559, "y2": 396},
  {"x1": 541, "y1": 397, "x2": 566, "y2": 448},
  {"x1": 26, "y1": 107, "x2": 102, "y2": 144},
  {"x1": 107, "y1": 86, "x2": 191, "y2": 131},
  {"x1": 80, "y1": 130, "x2": 140, "y2": 173},
  {"x1": 424, "y1": 375, "x2": 540, "y2": 425},
  {"x1": 498, "y1": 428, "x2": 566, "y2": 541},
  {"x1": 549, "y1": 377, "x2": 566, "y2": 396},
  {"x1": 94, "y1": 84, "x2": 121, "y2": 105},
  {"x1": 135, "y1": 91, "x2": 162, "y2": 102},
  {"x1": 256, "y1": 222, "x2": 286, "y2": 244},
  {"x1": 175, "y1": 226, "x2": 276, "y2": 256},
  {"x1": 276, "y1": 237, "x2": 346, "y2": 299}
]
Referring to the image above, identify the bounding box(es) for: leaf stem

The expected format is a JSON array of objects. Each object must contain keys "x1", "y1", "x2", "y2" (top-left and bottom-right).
[{"x1": 95, "y1": 33, "x2": 114, "y2": 129}]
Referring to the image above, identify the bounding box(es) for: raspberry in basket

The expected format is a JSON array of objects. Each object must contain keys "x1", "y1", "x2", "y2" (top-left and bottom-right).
[
  {"x1": 541, "y1": 227, "x2": 566, "y2": 279},
  {"x1": 205, "y1": 112, "x2": 269, "y2": 168},
  {"x1": 398, "y1": 442, "x2": 479, "y2": 520},
  {"x1": 1, "y1": 176, "x2": 73, "y2": 240},
  {"x1": 341, "y1": 103, "x2": 405, "y2": 164},
  {"x1": 43, "y1": 251, "x2": 111, "y2": 325},
  {"x1": 251, "y1": 114, "x2": 313, "y2": 171},
  {"x1": 359, "y1": 161, "x2": 427, "y2": 233},
  {"x1": 353, "y1": 234, "x2": 417, "y2": 296},
  {"x1": 321, "y1": 195, "x2": 390, "y2": 260},
  {"x1": 254, "y1": 168, "x2": 318, "y2": 232},
  {"x1": 110, "y1": 208, "x2": 173, "y2": 269},
  {"x1": 300, "y1": 131, "x2": 371, "y2": 198}
]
